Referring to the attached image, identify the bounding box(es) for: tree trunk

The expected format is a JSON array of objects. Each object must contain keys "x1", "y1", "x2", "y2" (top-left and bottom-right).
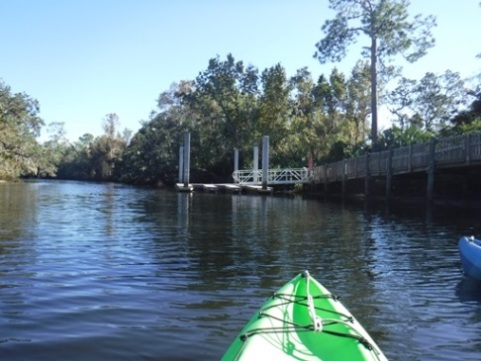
[{"x1": 370, "y1": 36, "x2": 378, "y2": 147}]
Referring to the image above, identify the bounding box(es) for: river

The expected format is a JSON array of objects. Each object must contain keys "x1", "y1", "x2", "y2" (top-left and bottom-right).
[{"x1": 1, "y1": 179, "x2": 481, "y2": 360}]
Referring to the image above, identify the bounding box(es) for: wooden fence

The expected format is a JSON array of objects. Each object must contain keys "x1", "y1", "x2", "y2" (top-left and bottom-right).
[
  {"x1": 312, "y1": 132, "x2": 481, "y2": 200},
  {"x1": 313, "y1": 132, "x2": 481, "y2": 183}
]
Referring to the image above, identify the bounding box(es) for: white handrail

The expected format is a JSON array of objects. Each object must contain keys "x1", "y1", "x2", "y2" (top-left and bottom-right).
[{"x1": 232, "y1": 168, "x2": 313, "y2": 185}]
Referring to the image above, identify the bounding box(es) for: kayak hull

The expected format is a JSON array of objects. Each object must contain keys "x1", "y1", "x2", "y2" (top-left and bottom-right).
[
  {"x1": 459, "y1": 236, "x2": 481, "y2": 280},
  {"x1": 221, "y1": 271, "x2": 388, "y2": 361}
]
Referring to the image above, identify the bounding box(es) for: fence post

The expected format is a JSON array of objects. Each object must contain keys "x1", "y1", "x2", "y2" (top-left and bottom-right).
[
  {"x1": 364, "y1": 153, "x2": 370, "y2": 198},
  {"x1": 408, "y1": 144, "x2": 412, "y2": 172},
  {"x1": 323, "y1": 164, "x2": 328, "y2": 193},
  {"x1": 465, "y1": 133, "x2": 471, "y2": 165},
  {"x1": 262, "y1": 136, "x2": 269, "y2": 190},
  {"x1": 253, "y1": 146, "x2": 259, "y2": 183},
  {"x1": 427, "y1": 138, "x2": 436, "y2": 202},
  {"x1": 386, "y1": 149, "x2": 393, "y2": 200}
]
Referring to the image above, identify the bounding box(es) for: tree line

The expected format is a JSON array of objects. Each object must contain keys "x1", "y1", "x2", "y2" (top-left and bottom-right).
[{"x1": 1, "y1": 0, "x2": 480, "y2": 185}]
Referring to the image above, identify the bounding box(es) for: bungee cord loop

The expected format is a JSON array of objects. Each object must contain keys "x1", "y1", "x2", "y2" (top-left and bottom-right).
[{"x1": 304, "y1": 270, "x2": 323, "y2": 332}]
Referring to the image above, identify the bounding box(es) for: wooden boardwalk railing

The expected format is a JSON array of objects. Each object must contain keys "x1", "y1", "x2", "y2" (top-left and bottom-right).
[
  {"x1": 312, "y1": 132, "x2": 481, "y2": 200},
  {"x1": 313, "y1": 132, "x2": 481, "y2": 183}
]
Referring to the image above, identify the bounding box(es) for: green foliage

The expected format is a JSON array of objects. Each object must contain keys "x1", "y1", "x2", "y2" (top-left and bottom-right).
[
  {"x1": 415, "y1": 71, "x2": 466, "y2": 131},
  {"x1": 4, "y1": 44, "x2": 480, "y2": 186},
  {"x1": 314, "y1": 0, "x2": 436, "y2": 145},
  {"x1": 287, "y1": 68, "x2": 323, "y2": 166},
  {"x1": 388, "y1": 71, "x2": 467, "y2": 132},
  {"x1": 258, "y1": 64, "x2": 292, "y2": 164},
  {"x1": 52, "y1": 114, "x2": 130, "y2": 182},
  {"x1": 120, "y1": 54, "x2": 412, "y2": 183},
  {"x1": 457, "y1": 119, "x2": 481, "y2": 134},
  {"x1": 449, "y1": 89, "x2": 481, "y2": 135},
  {"x1": 377, "y1": 124, "x2": 432, "y2": 150},
  {"x1": 121, "y1": 113, "x2": 188, "y2": 185},
  {"x1": 346, "y1": 61, "x2": 371, "y2": 143},
  {"x1": 183, "y1": 55, "x2": 260, "y2": 173},
  {"x1": 324, "y1": 141, "x2": 350, "y2": 162},
  {"x1": 0, "y1": 81, "x2": 44, "y2": 179},
  {"x1": 87, "y1": 113, "x2": 127, "y2": 181}
]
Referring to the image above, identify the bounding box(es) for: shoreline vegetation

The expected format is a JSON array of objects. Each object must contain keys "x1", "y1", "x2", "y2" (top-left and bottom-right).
[{"x1": 2, "y1": 2, "x2": 481, "y2": 195}]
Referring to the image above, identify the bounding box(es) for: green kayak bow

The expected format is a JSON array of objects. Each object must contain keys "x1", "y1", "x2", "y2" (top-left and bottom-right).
[{"x1": 221, "y1": 271, "x2": 388, "y2": 361}]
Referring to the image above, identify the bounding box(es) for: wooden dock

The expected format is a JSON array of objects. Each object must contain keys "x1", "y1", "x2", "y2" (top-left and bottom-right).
[
  {"x1": 176, "y1": 183, "x2": 277, "y2": 194},
  {"x1": 176, "y1": 131, "x2": 481, "y2": 200}
]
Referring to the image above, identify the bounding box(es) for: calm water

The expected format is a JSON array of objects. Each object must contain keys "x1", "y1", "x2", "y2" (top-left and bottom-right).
[{"x1": 1, "y1": 180, "x2": 481, "y2": 360}]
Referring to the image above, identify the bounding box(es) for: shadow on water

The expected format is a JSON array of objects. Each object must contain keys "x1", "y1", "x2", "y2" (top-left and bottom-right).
[{"x1": 455, "y1": 276, "x2": 481, "y2": 303}]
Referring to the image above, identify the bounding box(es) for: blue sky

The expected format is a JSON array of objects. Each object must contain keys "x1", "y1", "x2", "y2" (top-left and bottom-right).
[{"x1": 1, "y1": 0, "x2": 480, "y2": 141}]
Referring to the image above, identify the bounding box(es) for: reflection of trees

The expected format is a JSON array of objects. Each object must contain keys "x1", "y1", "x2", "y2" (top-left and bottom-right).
[
  {"x1": 0, "y1": 181, "x2": 39, "y2": 304},
  {"x1": 169, "y1": 192, "x2": 378, "y2": 297},
  {"x1": 0, "y1": 181, "x2": 38, "y2": 243},
  {"x1": 100, "y1": 183, "x2": 115, "y2": 237},
  {"x1": 228, "y1": 196, "x2": 371, "y2": 278}
]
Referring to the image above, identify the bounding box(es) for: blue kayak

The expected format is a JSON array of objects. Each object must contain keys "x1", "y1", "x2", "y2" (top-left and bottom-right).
[{"x1": 459, "y1": 236, "x2": 481, "y2": 280}]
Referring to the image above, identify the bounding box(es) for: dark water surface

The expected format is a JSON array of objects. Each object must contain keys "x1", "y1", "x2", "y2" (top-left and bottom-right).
[{"x1": 1, "y1": 180, "x2": 481, "y2": 360}]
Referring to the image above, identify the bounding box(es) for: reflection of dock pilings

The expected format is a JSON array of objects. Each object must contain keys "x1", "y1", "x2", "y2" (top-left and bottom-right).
[{"x1": 177, "y1": 192, "x2": 191, "y2": 234}]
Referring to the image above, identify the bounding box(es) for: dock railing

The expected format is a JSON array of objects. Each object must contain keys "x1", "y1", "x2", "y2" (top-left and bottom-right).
[
  {"x1": 233, "y1": 168, "x2": 312, "y2": 185},
  {"x1": 313, "y1": 132, "x2": 481, "y2": 184},
  {"x1": 231, "y1": 132, "x2": 481, "y2": 188}
]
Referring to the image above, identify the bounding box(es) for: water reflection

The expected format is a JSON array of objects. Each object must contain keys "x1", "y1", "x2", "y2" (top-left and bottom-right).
[
  {"x1": 0, "y1": 181, "x2": 39, "y2": 242},
  {"x1": 2, "y1": 181, "x2": 481, "y2": 360},
  {"x1": 177, "y1": 192, "x2": 192, "y2": 234}
]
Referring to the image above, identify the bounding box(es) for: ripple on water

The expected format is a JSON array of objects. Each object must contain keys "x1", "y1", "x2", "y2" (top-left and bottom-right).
[{"x1": 1, "y1": 181, "x2": 481, "y2": 360}]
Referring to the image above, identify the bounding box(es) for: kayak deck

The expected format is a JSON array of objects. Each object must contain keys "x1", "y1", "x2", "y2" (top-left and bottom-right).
[{"x1": 221, "y1": 271, "x2": 387, "y2": 361}]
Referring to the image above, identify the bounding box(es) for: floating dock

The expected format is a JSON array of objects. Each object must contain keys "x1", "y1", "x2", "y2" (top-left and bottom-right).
[
  {"x1": 186, "y1": 183, "x2": 243, "y2": 194},
  {"x1": 202, "y1": 184, "x2": 219, "y2": 192},
  {"x1": 242, "y1": 185, "x2": 273, "y2": 194},
  {"x1": 176, "y1": 133, "x2": 277, "y2": 195},
  {"x1": 221, "y1": 184, "x2": 242, "y2": 193},
  {"x1": 180, "y1": 183, "x2": 274, "y2": 194},
  {"x1": 175, "y1": 183, "x2": 194, "y2": 192}
]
